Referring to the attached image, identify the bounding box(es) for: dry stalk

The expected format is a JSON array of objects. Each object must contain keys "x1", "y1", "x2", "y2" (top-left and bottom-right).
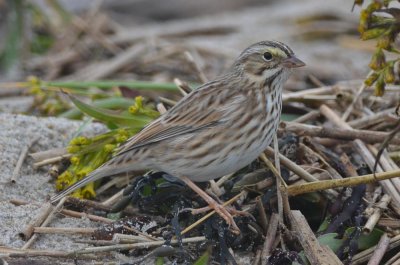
[
  {"x1": 287, "y1": 169, "x2": 400, "y2": 196},
  {"x1": 264, "y1": 147, "x2": 338, "y2": 198},
  {"x1": 280, "y1": 121, "x2": 400, "y2": 145},
  {"x1": 75, "y1": 236, "x2": 206, "y2": 254},
  {"x1": 22, "y1": 197, "x2": 67, "y2": 249},
  {"x1": 342, "y1": 71, "x2": 373, "y2": 121},
  {"x1": 29, "y1": 147, "x2": 68, "y2": 162},
  {"x1": 34, "y1": 154, "x2": 72, "y2": 168},
  {"x1": 366, "y1": 233, "x2": 390, "y2": 265},
  {"x1": 33, "y1": 227, "x2": 96, "y2": 235},
  {"x1": 291, "y1": 110, "x2": 320, "y2": 123},
  {"x1": 183, "y1": 51, "x2": 208, "y2": 83},
  {"x1": 260, "y1": 213, "x2": 279, "y2": 265},
  {"x1": 11, "y1": 136, "x2": 40, "y2": 183},
  {"x1": 20, "y1": 202, "x2": 53, "y2": 240},
  {"x1": 101, "y1": 189, "x2": 124, "y2": 207},
  {"x1": 348, "y1": 107, "x2": 396, "y2": 129},
  {"x1": 363, "y1": 194, "x2": 392, "y2": 233},
  {"x1": 289, "y1": 210, "x2": 342, "y2": 265}
]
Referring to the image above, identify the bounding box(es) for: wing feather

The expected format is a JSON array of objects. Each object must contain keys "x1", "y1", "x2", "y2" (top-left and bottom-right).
[{"x1": 116, "y1": 83, "x2": 231, "y2": 155}]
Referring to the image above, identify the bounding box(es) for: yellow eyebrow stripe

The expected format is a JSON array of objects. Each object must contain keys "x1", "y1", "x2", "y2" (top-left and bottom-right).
[{"x1": 268, "y1": 48, "x2": 287, "y2": 58}]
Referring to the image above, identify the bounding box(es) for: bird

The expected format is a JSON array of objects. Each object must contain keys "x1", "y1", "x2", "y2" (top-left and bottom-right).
[{"x1": 51, "y1": 40, "x2": 305, "y2": 233}]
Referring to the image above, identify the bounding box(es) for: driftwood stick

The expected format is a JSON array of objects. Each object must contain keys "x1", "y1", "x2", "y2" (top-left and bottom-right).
[
  {"x1": 11, "y1": 136, "x2": 40, "y2": 183},
  {"x1": 289, "y1": 210, "x2": 342, "y2": 265},
  {"x1": 280, "y1": 121, "x2": 400, "y2": 145},
  {"x1": 363, "y1": 194, "x2": 391, "y2": 233},
  {"x1": 33, "y1": 227, "x2": 96, "y2": 235},
  {"x1": 367, "y1": 233, "x2": 390, "y2": 265},
  {"x1": 20, "y1": 203, "x2": 53, "y2": 240},
  {"x1": 260, "y1": 213, "x2": 279, "y2": 265},
  {"x1": 22, "y1": 197, "x2": 67, "y2": 250}
]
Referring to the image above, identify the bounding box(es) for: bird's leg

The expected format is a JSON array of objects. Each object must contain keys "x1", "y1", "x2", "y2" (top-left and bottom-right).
[{"x1": 180, "y1": 176, "x2": 240, "y2": 234}]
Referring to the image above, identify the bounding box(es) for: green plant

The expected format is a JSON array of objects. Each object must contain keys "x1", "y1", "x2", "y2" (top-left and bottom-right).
[{"x1": 355, "y1": 0, "x2": 400, "y2": 96}]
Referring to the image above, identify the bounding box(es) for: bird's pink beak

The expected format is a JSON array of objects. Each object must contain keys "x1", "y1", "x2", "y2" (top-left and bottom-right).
[{"x1": 282, "y1": 56, "x2": 305, "y2": 68}]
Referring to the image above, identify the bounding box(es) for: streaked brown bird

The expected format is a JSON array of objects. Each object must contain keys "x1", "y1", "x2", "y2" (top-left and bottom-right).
[{"x1": 51, "y1": 40, "x2": 305, "y2": 232}]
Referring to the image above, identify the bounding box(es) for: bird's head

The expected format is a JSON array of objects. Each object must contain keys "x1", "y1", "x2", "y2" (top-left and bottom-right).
[{"x1": 233, "y1": 40, "x2": 305, "y2": 82}]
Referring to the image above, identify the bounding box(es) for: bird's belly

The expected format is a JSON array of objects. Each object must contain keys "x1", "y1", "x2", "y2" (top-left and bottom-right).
[
  {"x1": 153, "y1": 108, "x2": 280, "y2": 182},
  {"x1": 185, "y1": 146, "x2": 264, "y2": 182}
]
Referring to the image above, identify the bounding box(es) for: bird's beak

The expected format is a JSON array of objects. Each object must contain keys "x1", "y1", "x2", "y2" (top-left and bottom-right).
[{"x1": 282, "y1": 56, "x2": 305, "y2": 68}]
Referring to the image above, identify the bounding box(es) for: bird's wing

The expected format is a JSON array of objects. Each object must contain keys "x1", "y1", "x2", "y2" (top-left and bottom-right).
[{"x1": 117, "y1": 83, "x2": 239, "y2": 155}]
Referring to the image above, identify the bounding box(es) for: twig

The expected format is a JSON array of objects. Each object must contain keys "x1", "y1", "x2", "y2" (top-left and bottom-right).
[
  {"x1": 33, "y1": 227, "x2": 96, "y2": 235},
  {"x1": 290, "y1": 210, "x2": 342, "y2": 265},
  {"x1": 101, "y1": 189, "x2": 124, "y2": 207},
  {"x1": 74, "y1": 236, "x2": 206, "y2": 254},
  {"x1": 280, "y1": 121, "x2": 400, "y2": 145},
  {"x1": 348, "y1": 107, "x2": 396, "y2": 129},
  {"x1": 183, "y1": 51, "x2": 208, "y2": 83},
  {"x1": 286, "y1": 169, "x2": 400, "y2": 196},
  {"x1": 33, "y1": 154, "x2": 72, "y2": 168},
  {"x1": 11, "y1": 136, "x2": 40, "y2": 183},
  {"x1": 363, "y1": 194, "x2": 392, "y2": 233},
  {"x1": 260, "y1": 213, "x2": 279, "y2": 265},
  {"x1": 20, "y1": 202, "x2": 53, "y2": 240},
  {"x1": 342, "y1": 71, "x2": 373, "y2": 121},
  {"x1": 291, "y1": 110, "x2": 320, "y2": 123},
  {"x1": 367, "y1": 233, "x2": 390, "y2": 265},
  {"x1": 29, "y1": 147, "x2": 68, "y2": 162},
  {"x1": 0, "y1": 247, "x2": 69, "y2": 258},
  {"x1": 60, "y1": 209, "x2": 113, "y2": 224},
  {"x1": 22, "y1": 197, "x2": 67, "y2": 249}
]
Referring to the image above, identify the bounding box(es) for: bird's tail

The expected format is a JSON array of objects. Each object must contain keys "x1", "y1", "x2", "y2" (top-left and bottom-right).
[{"x1": 50, "y1": 165, "x2": 131, "y2": 203}]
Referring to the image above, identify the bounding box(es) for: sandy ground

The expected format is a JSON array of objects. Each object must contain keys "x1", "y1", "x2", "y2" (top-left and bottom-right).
[{"x1": 0, "y1": 113, "x2": 106, "y2": 252}]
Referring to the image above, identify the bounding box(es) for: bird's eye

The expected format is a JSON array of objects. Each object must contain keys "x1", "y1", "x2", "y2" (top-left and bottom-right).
[{"x1": 263, "y1": 52, "x2": 273, "y2": 61}]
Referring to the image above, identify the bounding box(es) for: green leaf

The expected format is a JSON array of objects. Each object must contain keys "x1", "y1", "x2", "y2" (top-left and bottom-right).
[
  {"x1": 67, "y1": 93, "x2": 152, "y2": 128},
  {"x1": 194, "y1": 248, "x2": 211, "y2": 265},
  {"x1": 318, "y1": 233, "x2": 344, "y2": 253},
  {"x1": 344, "y1": 227, "x2": 384, "y2": 250},
  {"x1": 59, "y1": 97, "x2": 135, "y2": 119}
]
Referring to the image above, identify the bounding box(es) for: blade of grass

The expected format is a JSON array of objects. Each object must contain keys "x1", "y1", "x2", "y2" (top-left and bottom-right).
[
  {"x1": 67, "y1": 93, "x2": 152, "y2": 128},
  {"x1": 45, "y1": 80, "x2": 180, "y2": 91},
  {"x1": 59, "y1": 97, "x2": 135, "y2": 119}
]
